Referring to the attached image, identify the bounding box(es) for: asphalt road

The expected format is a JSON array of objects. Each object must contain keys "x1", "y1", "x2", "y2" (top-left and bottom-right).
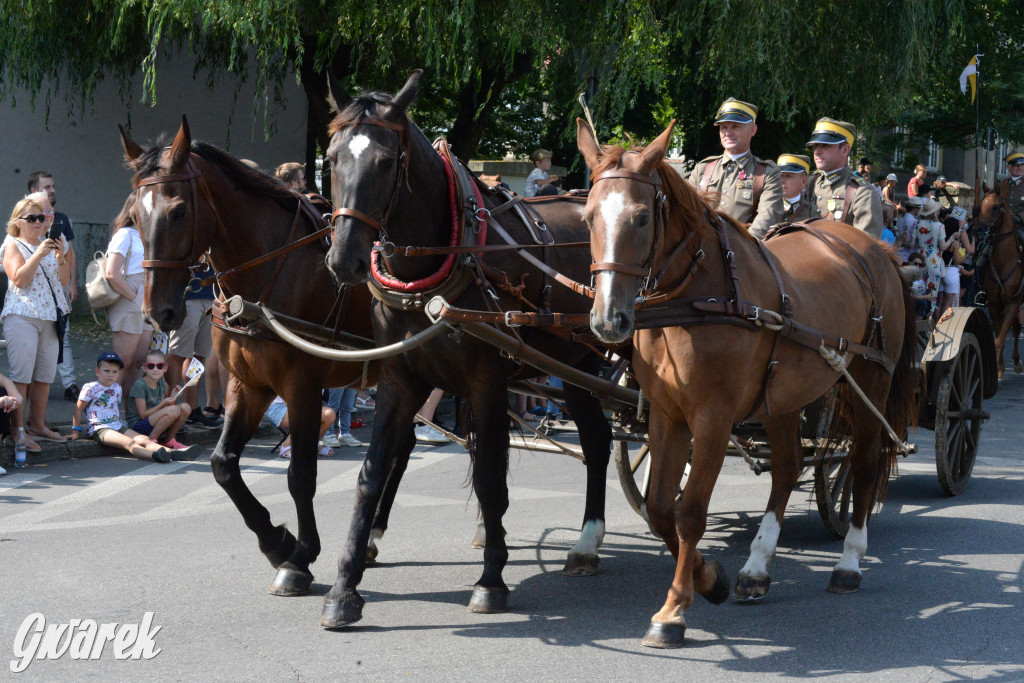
[{"x1": 1, "y1": 371, "x2": 1022, "y2": 681}]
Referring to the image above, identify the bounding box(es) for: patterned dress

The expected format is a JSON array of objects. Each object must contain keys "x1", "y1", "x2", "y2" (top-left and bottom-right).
[{"x1": 916, "y1": 219, "x2": 945, "y2": 295}]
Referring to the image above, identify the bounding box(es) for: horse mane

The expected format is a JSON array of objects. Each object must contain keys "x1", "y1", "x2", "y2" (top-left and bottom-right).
[
  {"x1": 327, "y1": 91, "x2": 403, "y2": 137},
  {"x1": 128, "y1": 137, "x2": 299, "y2": 211},
  {"x1": 589, "y1": 145, "x2": 748, "y2": 243}
]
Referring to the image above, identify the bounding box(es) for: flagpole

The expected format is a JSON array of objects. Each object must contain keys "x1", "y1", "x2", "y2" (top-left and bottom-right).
[{"x1": 976, "y1": 45, "x2": 982, "y2": 187}]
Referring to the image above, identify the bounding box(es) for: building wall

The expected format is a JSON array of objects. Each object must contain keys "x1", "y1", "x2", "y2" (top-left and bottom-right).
[{"x1": 0, "y1": 55, "x2": 308, "y2": 310}]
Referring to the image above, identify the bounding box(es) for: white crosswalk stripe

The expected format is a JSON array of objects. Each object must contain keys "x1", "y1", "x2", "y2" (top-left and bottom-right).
[{"x1": 0, "y1": 473, "x2": 49, "y2": 490}]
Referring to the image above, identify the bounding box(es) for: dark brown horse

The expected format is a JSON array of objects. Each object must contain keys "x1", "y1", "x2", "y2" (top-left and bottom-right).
[
  {"x1": 320, "y1": 72, "x2": 615, "y2": 628},
  {"x1": 119, "y1": 119, "x2": 377, "y2": 598},
  {"x1": 975, "y1": 186, "x2": 1023, "y2": 377},
  {"x1": 578, "y1": 119, "x2": 917, "y2": 648}
]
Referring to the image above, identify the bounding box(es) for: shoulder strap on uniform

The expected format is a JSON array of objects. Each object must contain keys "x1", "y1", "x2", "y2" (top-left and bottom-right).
[
  {"x1": 841, "y1": 180, "x2": 860, "y2": 223},
  {"x1": 750, "y1": 162, "x2": 766, "y2": 215},
  {"x1": 699, "y1": 158, "x2": 719, "y2": 194}
]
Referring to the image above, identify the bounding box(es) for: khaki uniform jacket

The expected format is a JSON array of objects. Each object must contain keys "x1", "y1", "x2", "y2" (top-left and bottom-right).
[
  {"x1": 1008, "y1": 177, "x2": 1024, "y2": 223},
  {"x1": 807, "y1": 167, "x2": 883, "y2": 239},
  {"x1": 782, "y1": 196, "x2": 813, "y2": 222},
  {"x1": 689, "y1": 153, "x2": 784, "y2": 239}
]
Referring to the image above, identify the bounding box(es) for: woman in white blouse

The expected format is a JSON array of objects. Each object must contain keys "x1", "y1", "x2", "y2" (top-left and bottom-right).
[
  {"x1": 2, "y1": 195, "x2": 71, "y2": 449},
  {"x1": 104, "y1": 207, "x2": 153, "y2": 392}
]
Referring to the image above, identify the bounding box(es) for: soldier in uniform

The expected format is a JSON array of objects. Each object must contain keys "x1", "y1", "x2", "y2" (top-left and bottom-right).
[
  {"x1": 689, "y1": 97, "x2": 783, "y2": 239},
  {"x1": 777, "y1": 154, "x2": 813, "y2": 222},
  {"x1": 805, "y1": 117, "x2": 883, "y2": 239}
]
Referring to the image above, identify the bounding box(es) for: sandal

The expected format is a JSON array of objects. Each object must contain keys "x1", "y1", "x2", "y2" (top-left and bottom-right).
[
  {"x1": 517, "y1": 411, "x2": 539, "y2": 422},
  {"x1": 354, "y1": 396, "x2": 375, "y2": 411},
  {"x1": 26, "y1": 427, "x2": 66, "y2": 442},
  {"x1": 277, "y1": 445, "x2": 292, "y2": 460},
  {"x1": 317, "y1": 446, "x2": 335, "y2": 457}
]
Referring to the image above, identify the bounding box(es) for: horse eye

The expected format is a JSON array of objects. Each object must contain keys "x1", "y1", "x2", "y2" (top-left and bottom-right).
[
  {"x1": 168, "y1": 205, "x2": 186, "y2": 220},
  {"x1": 378, "y1": 155, "x2": 395, "y2": 168},
  {"x1": 635, "y1": 213, "x2": 650, "y2": 228}
]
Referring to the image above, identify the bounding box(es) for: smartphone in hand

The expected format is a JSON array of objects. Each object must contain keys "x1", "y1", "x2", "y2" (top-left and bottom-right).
[{"x1": 47, "y1": 222, "x2": 62, "y2": 242}]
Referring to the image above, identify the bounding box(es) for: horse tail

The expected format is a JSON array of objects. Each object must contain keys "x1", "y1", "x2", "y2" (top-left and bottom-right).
[{"x1": 875, "y1": 263, "x2": 919, "y2": 502}]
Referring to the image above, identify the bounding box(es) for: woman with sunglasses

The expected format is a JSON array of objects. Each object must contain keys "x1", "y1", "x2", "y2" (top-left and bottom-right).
[{"x1": 1, "y1": 195, "x2": 71, "y2": 452}]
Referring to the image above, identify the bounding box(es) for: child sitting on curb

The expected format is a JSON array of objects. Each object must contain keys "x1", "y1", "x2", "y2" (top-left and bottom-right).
[
  {"x1": 71, "y1": 352, "x2": 197, "y2": 462},
  {"x1": 127, "y1": 350, "x2": 192, "y2": 451}
]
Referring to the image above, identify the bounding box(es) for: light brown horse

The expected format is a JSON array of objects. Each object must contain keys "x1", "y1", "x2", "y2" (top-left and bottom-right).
[
  {"x1": 578, "y1": 119, "x2": 917, "y2": 648},
  {"x1": 975, "y1": 186, "x2": 1024, "y2": 377}
]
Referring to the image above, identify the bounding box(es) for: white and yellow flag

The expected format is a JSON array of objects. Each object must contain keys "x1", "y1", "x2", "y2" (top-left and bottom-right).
[{"x1": 959, "y1": 55, "x2": 979, "y2": 104}]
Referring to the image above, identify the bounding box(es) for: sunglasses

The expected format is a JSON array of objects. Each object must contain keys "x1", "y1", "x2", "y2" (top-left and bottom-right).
[
  {"x1": 145, "y1": 362, "x2": 166, "y2": 370},
  {"x1": 19, "y1": 214, "x2": 47, "y2": 223}
]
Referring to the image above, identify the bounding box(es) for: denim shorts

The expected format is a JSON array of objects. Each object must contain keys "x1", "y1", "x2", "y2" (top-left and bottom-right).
[{"x1": 264, "y1": 402, "x2": 287, "y2": 428}]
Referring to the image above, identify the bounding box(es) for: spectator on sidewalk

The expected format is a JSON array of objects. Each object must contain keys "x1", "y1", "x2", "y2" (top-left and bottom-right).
[
  {"x1": 263, "y1": 395, "x2": 337, "y2": 459},
  {"x1": 525, "y1": 150, "x2": 558, "y2": 198},
  {"x1": 414, "y1": 388, "x2": 449, "y2": 443},
  {"x1": 2, "y1": 195, "x2": 71, "y2": 452},
  {"x1": 201, "y1": 352, "x2": 227, "y2": 422},
  {"x1": 274, "y1": 162, "x2": 306, "y2": 192},
  {"x1": 126, "y1": 350, "x2": 192, "y2": 450},
  {"x1": 165, "y1": 262, "x2": 218, "y2": 429},
  {"x1": 27, "y1": 172, "x2": 79, "y2": 400},
  {"x1": 71, "y1": 352, "x2": 197, "y2": 462},
  {"x1": 907, "y1": 164, "x2": 927, "y2": 198},
  {"x1": 103, "y1": 202, "x2": 153, "y2": 393},
  {"x1": 0, "y1": 373, "x2": 24, "y2": 476},
  {"x1": 323, "y1": 388, "x2": 361, "y2": 448}
]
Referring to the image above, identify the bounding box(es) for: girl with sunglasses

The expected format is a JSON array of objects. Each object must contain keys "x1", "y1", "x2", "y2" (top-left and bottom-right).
[
  {"x1": 1, "y1": 195, "x2": 71, "y2": 453},
  {"x1": 125, "y1": 350, "x2": 193, "y2": 452}
]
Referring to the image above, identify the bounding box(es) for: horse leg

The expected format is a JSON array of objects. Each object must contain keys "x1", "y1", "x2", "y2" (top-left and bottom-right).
[
  {"x1": 466, "y1": 387, "x2": 512, "y2": 613},
  {"x1": 827, "y1": 380, "x2": 888, "y2": 594},
  {"x1": 560, "y1": 381, "x2": 612, "y2": 576},
  {"x1": 990, "y1": 299, "x2": 1010, "y2": 379},
  {"x1": 268, "y1": 386, "x2": 326, "y2": 597},
  {"x1": 365, "y1": 453, "x2": 410, "y2": 563},
  {"x1": 642, "y1": 410, "x2": 730, "y2": 649},
  {"x1": 209, "y1": 379, "x2": 295, "y2": 571},
  {"x1": 321, "y1": 372, "x2": 428, "y2": 628},
  {"x1": 734, "y1": 411, "x2": 803, "y2": 602},
  {"x1": 1013, "y1": 319, "x2": 1023, "y2": 374}
]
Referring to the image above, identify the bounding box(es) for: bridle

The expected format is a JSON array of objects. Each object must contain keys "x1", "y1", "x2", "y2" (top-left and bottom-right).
[
  {"x1": 137, "y1": 157, "x2": 225, "y2": 285},
  {"x1": 329, "y1": 117, "x2": 409, "y2": 241},
  {"x1": 588, "y1": 163, "x2": 701, "y2": 303}
]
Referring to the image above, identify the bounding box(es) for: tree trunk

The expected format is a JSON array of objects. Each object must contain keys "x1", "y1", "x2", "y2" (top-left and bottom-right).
[
  {"x1": 298, "y1": 44, "x2": 353, "y2": 202},
  {"x1": 447, "y1": 53, "x2": 532, "y2": 162}
]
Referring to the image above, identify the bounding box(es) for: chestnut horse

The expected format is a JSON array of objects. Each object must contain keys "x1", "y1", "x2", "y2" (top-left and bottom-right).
[
  {"x1": 119, "y1": 120, "x2": 377, "y2": 598},
  {"x1": 320, "y1": 72, "x2": 614, "y2": 628},
  {"x1": 974, "y1": 187, "x2": 1023, "y2": 377},
  {"x1": 578, "y1": 119, "x2": 917, "y2": 648}
]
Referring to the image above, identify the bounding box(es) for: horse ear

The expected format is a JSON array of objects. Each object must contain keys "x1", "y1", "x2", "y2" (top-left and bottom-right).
[
  {"x1": 390, "y1": 69, "x2": 423, "y2": 112},
  {"x1": 982, "y1": 182, "x2": 991, "y2": 195},
  {"x1": 326, "y1": 69, "x2": 351, "y2": 113},
  {"x1": 638, "y1": 119, "x2": 676, "y2": 173},
  {"x1": 576, "y1": 118, "x2": 602, "y2": 170},
  {"x1": 169, "y1": 115, "x2": 192, "y2": 172},
  {"x1": 118, "y1": 124, "x2": 144, "y2": 161}
]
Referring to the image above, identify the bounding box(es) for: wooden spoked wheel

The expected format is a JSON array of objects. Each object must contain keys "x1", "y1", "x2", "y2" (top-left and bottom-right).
[
  {"x1": 934, "y1": 333, "x2": 986, "y2": 496},
  {"x1": 810, "y1": 388, "x2": 852, "y2": 538},
  {"x1": 614, "y1": 441, "x2": 657, "y2": 534}
]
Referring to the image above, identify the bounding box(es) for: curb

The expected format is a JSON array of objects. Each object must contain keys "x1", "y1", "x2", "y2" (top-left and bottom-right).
[{"x1": 0, "y1": 423, "x2": 278, "y2": 468}]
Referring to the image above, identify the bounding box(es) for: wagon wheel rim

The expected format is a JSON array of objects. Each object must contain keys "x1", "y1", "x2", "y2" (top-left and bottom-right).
[
  {"x1": 814, "y1": 444, "x2": 853, "y2": 538},
  {"x1": 935, "y1": 333, "x2": 984, "y2": 496}
]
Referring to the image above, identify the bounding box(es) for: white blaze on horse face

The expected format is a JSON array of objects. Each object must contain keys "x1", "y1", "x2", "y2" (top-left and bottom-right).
[
  {"x1": 569, "y1": 519, "x2": 605, "y2": 559},
  {"x1": 835, "y1": 524, "x2": 868, "y2": 573},
  {"x1": 739, "y1": 512, "x2": 780, "y2": 577},
  {"x1": 139, "y1": 189, "x2": 154, "y2": 218},
  {"x1": 599, "y1": 191, "x2": 627, "y2": 265},
  {"x1": 348, "y1": 134, "x2": 371, "y2": 160}
]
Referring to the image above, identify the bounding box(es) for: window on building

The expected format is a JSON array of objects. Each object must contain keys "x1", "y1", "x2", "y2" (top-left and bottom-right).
[
  {"x1": 891, "y1": 126, "x2": 906, "y2": 169},
  {"x1": 924, "y1": 139, "x2": 941, "y2": 172},
  {"x1": 996, "y1": 138, "x2": 1013, "y2": 179}
]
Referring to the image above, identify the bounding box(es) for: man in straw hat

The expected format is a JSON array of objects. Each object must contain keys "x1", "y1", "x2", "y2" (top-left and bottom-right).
[
  {"x1": 805, "y1": 117, "x2": 883, "y2": 239},
  {"x1": 776, "y1": 154, "x2": 813, "y2": 222},
  {"x1": 689, "y1": 97, "x2": 783, "y2": 239}
]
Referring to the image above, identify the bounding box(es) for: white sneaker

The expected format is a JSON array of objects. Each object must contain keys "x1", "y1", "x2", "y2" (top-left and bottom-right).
[
  {"x1": 0, "y1": 464, "x2": 7, "y2": 476},
  {"x1": 322, "y1": 433, "x2": 342, "y2": 448},
  {"x1": 337, "y1": 433, "x2": 362, "y2": 447},
  {"x1": 414, "y1": 424, "x2": 449, "y2": 444}
]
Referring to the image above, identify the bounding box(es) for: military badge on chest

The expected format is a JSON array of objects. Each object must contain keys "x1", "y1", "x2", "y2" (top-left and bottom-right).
[
  {"x1": 828, "y1": 195, "x2": 843, "y2": 220},
  {"x1": 736, "y1": 171, "x2": 753, "y2": 201}
]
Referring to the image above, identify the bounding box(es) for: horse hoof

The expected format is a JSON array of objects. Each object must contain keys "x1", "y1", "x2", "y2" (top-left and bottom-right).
[
  {"x1": 320, "y1": 593, "x2": 365, "y2": 629},
  {"x1": 268, "y1": 565, "x2": 313, "y2": 597},
  {"x1": 470, "y1": 524, "x2": 487, "y2": 549},
  {"x1": 1015, "y1": 362, "x2": 1023, "y2": 374},
  {"x1": 642, "y1": 620, "x2": 686, "y2": 649},
  {"x1": 562, "y1": 552, "x2": 599, "y2": 576},
  {"x1": 366, "y1": 543, "x2": 379, "y2": 564},
  {"x1": 827, "y1": 569, "x2": 862, "y2": 594},
  {"x1": 468, "y1": 586, "x2": 509, "y2": 613},
  {"x1": 704, "y1": 560, "x2": 730, "y2": 605},
  {"x1": 733, "y1": 572, "x2": 771, "y2": 602},
  {"x1": 259, "y1": 526, "x2": 297, "y2": 569}
]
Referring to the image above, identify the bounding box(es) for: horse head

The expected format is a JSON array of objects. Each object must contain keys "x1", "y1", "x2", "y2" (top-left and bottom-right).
[
  {"x1": 324, "y1": 70, "x2": 422, "y2": 285},
  {"x1": 577, "y1": 118, "x2": 677, "y2": 344},
  {"x1": 120, "y1": 116, "x2": 210, "y2": 331},
  {"x1": 975, "y1": 188, "x2": 1009, "y2": 234}
]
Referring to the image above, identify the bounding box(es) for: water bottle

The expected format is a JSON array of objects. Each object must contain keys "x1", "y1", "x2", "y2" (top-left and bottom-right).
[{"x1": 14, "y1": 428, "x2": 27, "y2": 468}]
